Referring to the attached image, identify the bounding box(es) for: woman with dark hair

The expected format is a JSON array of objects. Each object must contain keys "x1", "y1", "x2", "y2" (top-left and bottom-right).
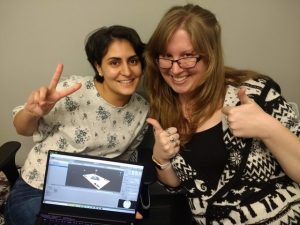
[
  {"x1": 5, "y1": 25, "x2": 149, "y2": 225},
  {"x1": 145, "y1": 4, "x2": 300, "y2": 224}
]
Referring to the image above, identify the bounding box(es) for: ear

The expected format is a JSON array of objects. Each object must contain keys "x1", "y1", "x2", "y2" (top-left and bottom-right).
[{"x1": 95, "y1": 63, "x2": 103, "y2": 76}]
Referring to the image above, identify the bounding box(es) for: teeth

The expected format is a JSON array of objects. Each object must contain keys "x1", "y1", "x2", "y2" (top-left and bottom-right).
[
  {"x1": 172, "y1": 76, "x2": 187, "y2": 82},
  {"x1": 119, "y1": 79, "x2": 133, "y2": 84}
]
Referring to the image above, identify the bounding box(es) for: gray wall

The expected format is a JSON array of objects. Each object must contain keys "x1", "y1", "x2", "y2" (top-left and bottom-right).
[{"x1": 1, "y1": 0, "x2": 299, "y2": 166}]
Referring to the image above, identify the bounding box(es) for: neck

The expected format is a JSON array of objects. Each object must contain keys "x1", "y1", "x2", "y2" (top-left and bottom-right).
[
  {"x1": 181, "y1": 98, "x2": 194, "y2": 122},
  {"x1": 179, "y1": 92, "x2": 193, "y2": 105},
  {"x1": 94, "y1": 80, "x2": 130, "y2": 107}
]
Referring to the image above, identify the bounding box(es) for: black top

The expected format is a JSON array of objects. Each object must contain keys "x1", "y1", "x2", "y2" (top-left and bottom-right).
[{"x1": 181, "y1": 122, "x2": 227, "y2": 189}]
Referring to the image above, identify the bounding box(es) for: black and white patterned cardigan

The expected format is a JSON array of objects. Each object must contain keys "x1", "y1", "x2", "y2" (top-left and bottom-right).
[{"x1": 170, "y1": 78, "x2": 300, "y2": 224}]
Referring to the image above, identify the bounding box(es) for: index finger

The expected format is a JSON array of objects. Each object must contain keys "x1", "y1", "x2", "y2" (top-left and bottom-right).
[
  {"x1": 48, "y1": 64, "x2": 64, "y2": 90},
  {"x1": 57, "y1": 82, "x2": 82, "y2": 99}
]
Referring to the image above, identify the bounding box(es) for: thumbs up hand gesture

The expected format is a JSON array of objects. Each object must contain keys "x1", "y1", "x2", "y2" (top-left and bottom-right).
[
  {"x1": 222, "y1": 87, "x2": 270, "y2": 139},
  {"x1": 147, "y1": 118, "x2": 180, "y2": 164}
]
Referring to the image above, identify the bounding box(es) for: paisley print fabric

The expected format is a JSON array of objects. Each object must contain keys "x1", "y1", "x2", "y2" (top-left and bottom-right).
[{"x1": 13, "y1": 75, "x2": 149, "y2": 189}]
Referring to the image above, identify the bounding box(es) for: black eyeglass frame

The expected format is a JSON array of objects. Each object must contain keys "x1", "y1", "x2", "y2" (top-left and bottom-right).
[{"x1": 156, "y1": 56, "x2": 202, "y2": 69}]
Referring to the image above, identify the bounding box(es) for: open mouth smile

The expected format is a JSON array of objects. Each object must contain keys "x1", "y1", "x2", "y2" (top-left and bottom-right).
[
  {"x1": 171, "y1": 75, "x2": 188, "y2": 83},
  {"x1": 118, "y1": 78, "x2": 135, "y2": 84}
]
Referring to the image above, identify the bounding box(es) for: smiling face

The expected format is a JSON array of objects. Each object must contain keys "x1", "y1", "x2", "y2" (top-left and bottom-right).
[
  {"x1": 96, "y1": 39, "x2": 142, "y2": 106},
  {"x1": 159, "y1": 29, "x2": 208, "y2": 101}
]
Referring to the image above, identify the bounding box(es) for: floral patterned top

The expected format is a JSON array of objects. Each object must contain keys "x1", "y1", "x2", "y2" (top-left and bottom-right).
[
  {"x1": 168, "y1": 78, "x2": 300, "y2": 224},
  {"x1": 13, "y1": 75, "x2": 149, "y2": 189}
]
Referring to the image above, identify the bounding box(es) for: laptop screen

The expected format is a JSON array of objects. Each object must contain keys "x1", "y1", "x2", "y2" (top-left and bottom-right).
[{"x1": 41, "y1": 150, "x2": 144, "y2": 222}]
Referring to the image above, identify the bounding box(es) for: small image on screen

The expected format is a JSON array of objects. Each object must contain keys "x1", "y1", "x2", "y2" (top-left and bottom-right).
[
  {"x1": 65, "y1": 164, "x2": 123, "y2": 192},
  {"x1": 83, "y1": 174, "x2": 110, "y2": 190}
]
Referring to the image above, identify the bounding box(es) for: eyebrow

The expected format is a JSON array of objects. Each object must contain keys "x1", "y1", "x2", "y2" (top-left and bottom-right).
[
  {"x1": 165, "y1": 49, "x2": 196, "y2": 54},
  {"x1": 128, "y1": 55, "x2": 139, "y2": 60},
  {"x1": 107, "y1": 55, "x2": 139, "y2": 61}
]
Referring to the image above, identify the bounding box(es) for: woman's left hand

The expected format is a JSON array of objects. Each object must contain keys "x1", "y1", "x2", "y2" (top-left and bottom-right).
[{"x1": 222, "y1": 87, "x2": 273, "y2": 139}]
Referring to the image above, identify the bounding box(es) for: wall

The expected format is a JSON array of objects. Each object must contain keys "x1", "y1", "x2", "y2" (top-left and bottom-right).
[
  {"x1": 191, "y1": 0, "x2": 300, "y2": 107},
  {"x1": 1, "y1": 0, "x2": 299, "y2": 166}
]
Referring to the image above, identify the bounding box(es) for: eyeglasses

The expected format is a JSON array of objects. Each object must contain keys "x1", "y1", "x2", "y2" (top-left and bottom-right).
[{"x1": 157, "y1": 56, "x2": 202, "y2": 69}]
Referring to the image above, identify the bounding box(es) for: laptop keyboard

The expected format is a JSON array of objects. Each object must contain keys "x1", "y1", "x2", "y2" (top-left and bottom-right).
[
  {"x1": 39, "y1": 219, "x2": 97, "y2": 225},
  {"x1": 37, "y1": 216, "x2": 111, "y2": 225}
]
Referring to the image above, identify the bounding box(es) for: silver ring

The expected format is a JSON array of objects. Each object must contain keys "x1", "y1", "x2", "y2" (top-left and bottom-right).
[
  {"x1": 165, "y1": 128, "x2": 172, "y2": 136},
  {"x1": 170, "y1": 137, "x2": 176, "y2": 144},
  {"x1": 174, "y1": 141, "x2": 179, "y2": 148}
]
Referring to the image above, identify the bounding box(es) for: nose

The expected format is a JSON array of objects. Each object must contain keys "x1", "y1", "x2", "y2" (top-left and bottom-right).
[
  {"x1": 121, "y1": 63, "x2": 131, "y2": 76},
  {"x1": 170, "y1": 61, "x2": 184, "y2": 75}
]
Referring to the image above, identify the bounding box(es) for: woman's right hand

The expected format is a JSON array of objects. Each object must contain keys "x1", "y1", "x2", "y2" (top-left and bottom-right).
[
  {"x1": 147, "y1": 118, "x2": 180, "y2": 164},
  {"x1": 24, "y1": 64, "x2": 82, "y2": 118}
]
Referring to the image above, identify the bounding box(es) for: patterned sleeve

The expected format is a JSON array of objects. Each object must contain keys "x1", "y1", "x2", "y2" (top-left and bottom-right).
[
  {"x1": 12, "y1": 103, "x2": 57, "y2": 143},
  {"x1": 32, "y1": 116, "x2": 57, "y2": 143},
  {"x1": 261, "y1": 79, "x2": 300, "y2": 137},
  {"x1": 160, "y1": 156, "x2": 187, "y2": 194},
  {"x1": 12, "y1": 104, "x2": 25, "y2": 118}
]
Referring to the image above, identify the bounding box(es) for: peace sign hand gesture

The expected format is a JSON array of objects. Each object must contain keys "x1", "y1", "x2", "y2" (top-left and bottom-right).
[{"x1": 24, "y1": 64, "x2": 82, "y2": 118}]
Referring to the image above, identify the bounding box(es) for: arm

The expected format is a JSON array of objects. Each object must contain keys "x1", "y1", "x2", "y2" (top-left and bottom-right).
[
  {"x1": 222, "y1": 87, "x2": 300, "y2": 183},
  {"x1": 13, "y1": 64, "x2": 81, "y2": 136},
  {"x1": 260, "y1": 114, "x2": 300, "y2": 182},
  {"x1": 147, "y1": 118, "x2": 181, "y2": 187},
  {"x1": 13, "y1": 107, "x2": 41, "y2": 136},
  {"x1": 153, "y1": 155, "x2": 181, "y2": 187}
]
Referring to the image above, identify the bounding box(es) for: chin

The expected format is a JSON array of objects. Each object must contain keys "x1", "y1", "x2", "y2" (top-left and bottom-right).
[
  {"x1": 121, "y1": 90, "x2": 135, "y2": 96},
  {"x1": 171, "y1": 85, "x2": 188, "y2": 94}
]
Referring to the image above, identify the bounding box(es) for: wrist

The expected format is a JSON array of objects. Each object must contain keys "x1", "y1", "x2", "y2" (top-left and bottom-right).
[
  {"x1": 23, "y1": 107, "x2": 41, "y2": 119},
  {"x1": 260, "y1": 115, "x2": 283, "y2": 141},
  {"x1": 152, "y1": 155, "x2": 171, "y2": 170}
]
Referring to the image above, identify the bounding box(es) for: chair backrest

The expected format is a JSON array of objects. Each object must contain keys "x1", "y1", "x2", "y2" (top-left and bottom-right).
[
  {"x1": 289, "y1": 102, "x2": 299, "y2": 118},
  {"x1": 0, "y1": 141, "x2": 21, "y2": 186}
]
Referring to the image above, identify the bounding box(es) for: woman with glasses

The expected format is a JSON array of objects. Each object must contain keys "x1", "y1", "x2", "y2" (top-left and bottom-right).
[{"x1": 144, "y1": 4, "x2": 300, "y2": 224}]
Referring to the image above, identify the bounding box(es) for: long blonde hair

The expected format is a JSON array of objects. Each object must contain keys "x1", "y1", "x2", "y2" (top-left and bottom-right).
[{"x1": 144, "y1": 4, "x2": 266, "y2": 145}]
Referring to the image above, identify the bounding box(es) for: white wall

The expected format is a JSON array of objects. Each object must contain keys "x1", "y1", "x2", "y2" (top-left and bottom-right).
[
  {"x1": 1, "y1": 0, "x2": 299, "y2": 166},
  {"x1": 191, "y1": 0, "x2": 300, "y2": 107}
]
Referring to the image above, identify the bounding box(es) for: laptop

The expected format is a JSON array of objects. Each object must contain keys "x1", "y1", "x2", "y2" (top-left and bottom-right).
[{"x1": 35, "y1": 150, "x2": 144, "y2": 225}]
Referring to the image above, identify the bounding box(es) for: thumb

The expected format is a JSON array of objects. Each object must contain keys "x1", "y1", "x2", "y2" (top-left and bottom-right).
[
  {"x1": 221, "y1": 106, "x2": 232, "y2": 116},
  {"x1": 238, "y1": 87, "x2": 251, "y2": 105},
  {"x1": 135, "y1": 211, "x2": 143, "y2": 220},
  {"x1": 146, "y1": 118, "x2": 164, "y2": 133}
]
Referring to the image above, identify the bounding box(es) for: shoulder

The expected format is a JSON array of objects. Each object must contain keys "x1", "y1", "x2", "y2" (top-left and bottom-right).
[
  {"x1": 127, "y1": 92, "x2": 149, "y2": 115},
  {"x1": 57, "y1": 75, "x2": 94, "y2": 88},
  {"x1": 227, "y1": 77, "x2": 282, "y2": 99},
  {"x1": 132, "y1": 92, "x2": 149, "y2": 107},
  {"x1": 241, "y1": 78, "x2": 282, "y2": 105},
  {"x1": 242, "y1": 78, "x2": 281, "y2": 94},
  {"x1": 225, "y1": 78, "x2": 282, "y2": 106}
]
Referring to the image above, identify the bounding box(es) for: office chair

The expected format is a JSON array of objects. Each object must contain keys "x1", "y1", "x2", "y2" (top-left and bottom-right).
[
  {"x1": 0, "y1": 141, "x2": 21, "y2": 223},
  {"x1": 0, "y1": 141, "x2": 21, "y2": 186}
]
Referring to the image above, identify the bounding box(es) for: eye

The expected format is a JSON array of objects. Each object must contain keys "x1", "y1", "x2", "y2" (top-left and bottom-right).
[
  {"x1": 109, "y1": 59, "x2": 120, "y2": 67},
  {"x1": 128, "y1": 56, "x2": 140, "y2": 65},
  {"x1": 159, "y1": 53, "x2": 172, "y2": 59},
  {"x1": 183, "y1": 53, "x2": 194, "y2": 57}
]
